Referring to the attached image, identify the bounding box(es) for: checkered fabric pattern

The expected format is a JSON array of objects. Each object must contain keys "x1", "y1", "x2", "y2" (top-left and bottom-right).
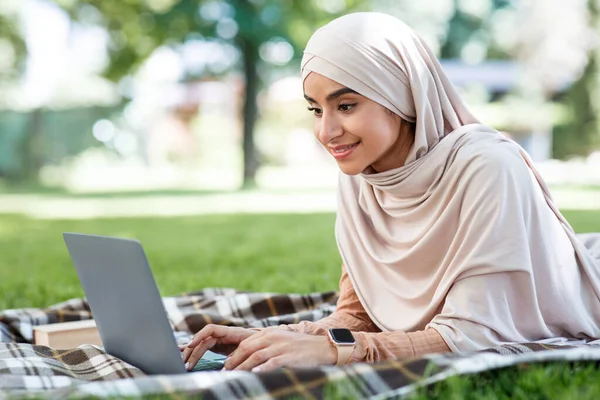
[{"x1": 1, "y1": 289, "x2": 600, "y2": 399}]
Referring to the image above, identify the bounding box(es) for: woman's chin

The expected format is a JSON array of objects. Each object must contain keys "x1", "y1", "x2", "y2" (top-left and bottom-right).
[{"x1": 337, "y1": 162, "x2": 366, "y2": 176}]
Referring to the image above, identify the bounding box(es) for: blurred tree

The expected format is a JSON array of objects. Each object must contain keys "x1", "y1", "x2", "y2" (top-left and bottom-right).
[
  {"x1": 441, "y1": 0, "x2": 514, "y2": 61},
  {"x1": 512, "y1": 0, "x2": 595, "y2": 159},
  {"x1": 0, "y1": 5, "x2": 26, "y2": 83},
  {"x1": 372, "y1": 0, "x2": 516, "y2": 61},
  {"x1": 553, "y1": 0, "x2": 600, "y2": 159},
  {"x1": 0, "y1": 3, "x2": 29, "y2": 182},
  {"x1": 54, "y1": 0, "x2": 367, "y2": 188}
]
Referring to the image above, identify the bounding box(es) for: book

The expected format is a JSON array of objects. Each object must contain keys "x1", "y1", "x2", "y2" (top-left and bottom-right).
[{"x1": 33, "y1": 319, "x2": 102, "y2": 349}]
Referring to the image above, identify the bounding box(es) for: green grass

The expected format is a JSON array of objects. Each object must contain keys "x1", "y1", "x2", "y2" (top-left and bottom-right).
[
  {"x1": 410, "y1": 361, "x2": 600, "y2": 400},
  {"x1": 0, "y1": 209, "x2": 599, "y2": 398},
  {"x1": 0, "y1": 212, "x2": 340, "y2": 309}
]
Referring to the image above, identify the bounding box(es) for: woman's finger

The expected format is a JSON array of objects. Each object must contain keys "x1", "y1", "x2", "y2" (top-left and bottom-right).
[
  {"x1": 188, "y1": 326, "x2": 256, "y2": 350},
  {"x1": 182, "y1": 337, "x2": 209, "y2": 361},
  {"x1": 185, "y1": 337, "x2": 218, "y2": 370},
  {"x1": 251, "y1": 356, "x2": 286, "y2": 373},
  {"x1": 224, "y1": 334, "x2": 268, "y2": 371},
  {"x1": 232, "y1": 348, "x2": 275, "y2": 371},
  {"x1": 182, "y1": 337, "x2": 209, "y2": 363},
  {"x1": 186, "y1": 325, "x2": 221, "y2": 348}
]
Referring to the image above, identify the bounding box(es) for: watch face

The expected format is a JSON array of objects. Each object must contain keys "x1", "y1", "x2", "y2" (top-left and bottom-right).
[{"x1": 330, "y1": 328, "x2": 355, "y2": 344}]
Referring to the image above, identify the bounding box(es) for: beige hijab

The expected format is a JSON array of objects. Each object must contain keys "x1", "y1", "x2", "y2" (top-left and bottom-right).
[{"x1": 302, "y1": 12, "x2": 600, "y2": 352}]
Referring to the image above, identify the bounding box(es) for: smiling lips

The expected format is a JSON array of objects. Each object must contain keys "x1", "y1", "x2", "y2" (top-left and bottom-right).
[{"x1": 330, "y1": 142, "x2": 360, "y2": 159}]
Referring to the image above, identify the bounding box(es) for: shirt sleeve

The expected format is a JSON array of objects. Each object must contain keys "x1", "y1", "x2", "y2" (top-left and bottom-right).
[
  {"x1": 280, "y1": 264, "x2": 451, "y2": 362},
  {"x1": 351, "y1": 328, "x2": 450, "y2": 363},
  {"x1": 281, "y1": 264, "x2": 380, "y2": 335}
]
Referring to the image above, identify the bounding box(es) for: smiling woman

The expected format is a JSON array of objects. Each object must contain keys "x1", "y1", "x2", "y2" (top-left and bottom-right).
[
  {"x1": 182, "y1": 12, "x2": 600, "y2": 373},
  {"x1": 304, "y1": 79, "x2": 415, "y2": 175}
]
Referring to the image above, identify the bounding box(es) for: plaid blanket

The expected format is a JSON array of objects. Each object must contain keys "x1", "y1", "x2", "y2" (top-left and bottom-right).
[{"x1": 1, "y1": 289, "x2": 600, "y2": 399}]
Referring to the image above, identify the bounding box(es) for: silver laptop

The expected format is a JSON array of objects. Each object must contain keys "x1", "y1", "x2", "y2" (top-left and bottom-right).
[{"x1": 63, "y1": 232, "x2": 226, "y2": 374}]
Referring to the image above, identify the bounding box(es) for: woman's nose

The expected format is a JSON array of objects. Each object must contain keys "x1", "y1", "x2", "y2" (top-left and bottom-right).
[{"x1": 317, "y1": 113, "x2": 343, "y2": 144}]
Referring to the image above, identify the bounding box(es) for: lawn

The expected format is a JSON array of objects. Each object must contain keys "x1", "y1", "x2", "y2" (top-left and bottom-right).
[
  {"x1": 0, "y1": 209, "x2": 599, "y2": 398},
  {"x1": 0, "y1": 212, "x2": 341, "y2": 309}
]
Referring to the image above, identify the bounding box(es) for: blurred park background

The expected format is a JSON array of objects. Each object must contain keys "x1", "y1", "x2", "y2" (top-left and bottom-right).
[
  {"x1": 1, "y1": 0, "x2": 600, "y2": 308},
  {"x1": 1, "y1": 0, "x2": 600, "y2": 198}
]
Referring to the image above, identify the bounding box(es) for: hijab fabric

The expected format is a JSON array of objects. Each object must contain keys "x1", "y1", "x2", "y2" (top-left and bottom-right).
[{"x1": 302, "y1": 12, "x2": 600, "y2": 351}]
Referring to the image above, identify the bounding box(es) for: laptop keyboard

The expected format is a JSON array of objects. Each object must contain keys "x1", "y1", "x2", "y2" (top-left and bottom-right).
[
  {"x1": 181, "y1": 349, "x2": 226, "y2": 372},
  {"x1": 190, "y1": 358, "x2": 225, "y2": 372}
]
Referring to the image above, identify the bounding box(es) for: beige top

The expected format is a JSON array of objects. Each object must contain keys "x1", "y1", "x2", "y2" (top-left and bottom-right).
[{"x1": 298, "y1": 12, "x2": 600, "y2": 354}]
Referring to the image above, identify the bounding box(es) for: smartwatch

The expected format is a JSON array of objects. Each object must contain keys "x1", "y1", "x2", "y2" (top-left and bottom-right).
[{"x1": 327, "y1": 328, "x2": 356, "y2": 366}]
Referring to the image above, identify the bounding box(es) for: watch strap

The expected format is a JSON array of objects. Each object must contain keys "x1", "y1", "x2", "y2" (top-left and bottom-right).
[{"x1": 334, "y1": 341, "x2": 354, "y2": 365}]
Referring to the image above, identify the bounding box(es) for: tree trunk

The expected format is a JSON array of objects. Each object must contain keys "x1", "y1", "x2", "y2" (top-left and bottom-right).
[
  {"x1": 19, "y1": 108, "x2": 44, "y2": 183},
  {"x1": 239, "y1": 37, "x2": 260, "y2": 189}
]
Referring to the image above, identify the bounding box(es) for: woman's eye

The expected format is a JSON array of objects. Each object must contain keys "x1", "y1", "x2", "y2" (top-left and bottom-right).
[
  {"x1": 307, "y1": 107, "x2": 323, "y2": 116},
  {"x1": 338, "y1": 103, "x2": 356, "y2": 112}
]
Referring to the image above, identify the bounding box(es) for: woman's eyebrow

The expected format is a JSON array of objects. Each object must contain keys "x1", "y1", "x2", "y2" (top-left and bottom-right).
[
  {"x1": 304, "y1": 94, "x2": 317, "y2": 103},
  {"x1": 326, "y1": 87, "x2": 358, "y2": 101},
  {"x1": 303, "y1": 88, "x2": 358, "y2": 104}
]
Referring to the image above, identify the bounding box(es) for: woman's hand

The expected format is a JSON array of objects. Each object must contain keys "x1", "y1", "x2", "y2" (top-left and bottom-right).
[
  {"x1": 181, "y1": 325, "x2": 259, "y2": 370},
  {"x1": 224, "y1": 329, "x2": 337, "y2": 372}
]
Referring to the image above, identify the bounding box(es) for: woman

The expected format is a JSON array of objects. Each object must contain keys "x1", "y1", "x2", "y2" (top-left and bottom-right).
[{"x1": 182, "y1": 12, "x2": 600, "y2": 372}]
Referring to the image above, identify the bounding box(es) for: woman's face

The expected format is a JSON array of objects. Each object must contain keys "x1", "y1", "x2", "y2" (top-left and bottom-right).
[{"x1": 303, "y1": 72, "x2": 413, "y2": 175}]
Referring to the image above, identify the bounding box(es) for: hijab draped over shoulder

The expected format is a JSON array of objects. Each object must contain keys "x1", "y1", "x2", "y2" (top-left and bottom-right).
[{"x1": 301, "y1": 12, "x2": 600, "y2": 352}]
